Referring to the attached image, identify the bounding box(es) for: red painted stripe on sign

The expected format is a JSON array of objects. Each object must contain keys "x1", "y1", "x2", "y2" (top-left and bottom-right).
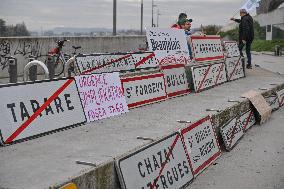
[
  {"x1": 168, "y1": 89, "x2": 191, "y2": 98},
  {"x1": 181, "y1": 116, "x2": 210, "y2": 135},
  {"x1": 121, "y1": 73, "x2": 164, "y2": 83},
  {"x1": 191, "y1": 36, "x2": 221, "y2": 40},
  {"x1": 243, "y1": 110, "x2": 254, "y2": 131},
  {"x1": 229, "y1": 57, "x2": 241, "y2": 81},
  {"x1": 195, "y1": 55, "x2": 224, "y2": 62},
  {"x1": 180, "y1": 115, "x2": 220, "y2": 176},
  {"x1": 134, "y1": 52, "x2": 155, "y2": 68},
  {"x1": 81, "y1": 54, "x2": 132, "y2": 74},
  {"x1": 151, "y1": 134, "x2": 180, "y2": 189},
  {"x1": 193, "y1": 151, "x2": 221, "y2": 175},
  {"x1": 161, "y1": 64, "x2": 185, "y2": 70},
  {"x1": 196, "y1": 64, "x2": 212, "y2": 93},
  {"x1": 224, "y1": 41, "x2": 237, "y2": 44},
  {"x1": 5, "y1": 79, "x2": 74, "y2": 143},
  {"x1": 214, "y1": 63, "x2": 224, "y2": 86},
  {"x1": 127, "y1": 95, "x2": 167, "y2": 109},
  {"x1": 227, "y1": 117, "x2": 240, "y2": 150}
]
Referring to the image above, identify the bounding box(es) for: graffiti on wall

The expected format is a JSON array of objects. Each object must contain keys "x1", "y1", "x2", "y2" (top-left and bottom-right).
[
  {"x1": 0, "y1": 40, "x2": 12, "y2": 70},
  {"x1": 0, "y1": 39, "x2": 47, "y2": 71},
  {"x1": 14, "y1": 40, "x2": 44, "y2": 57}
]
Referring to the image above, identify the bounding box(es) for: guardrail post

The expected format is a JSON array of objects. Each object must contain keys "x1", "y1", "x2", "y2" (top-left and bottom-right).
[
  {"x1": 24, "y1": 60, "x2": 49, "y2": 82},
  {"x1": 8, "y1": 57, "x2": 17, "y2": 83},
  {"x1": 28, "y1": 56, "x2": 37, "y2": 81},
  {"x1": 47, "y1": 55, "x2": 55, "y2": 79},
  {"x1": 274, "y1": 45, "x2": 281, "y2": 56}
]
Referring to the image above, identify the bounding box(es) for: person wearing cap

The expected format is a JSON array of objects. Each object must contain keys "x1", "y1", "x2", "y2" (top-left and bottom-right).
[
  {"x1": 175, "y1": 18, "x2": 193, "y2": 59},
  {"x1": 171, "y1": 13, "x2": 193, "y2": 29},
  {"x1": 231, "y1": 9, "x2": 254, "y2": 69}
]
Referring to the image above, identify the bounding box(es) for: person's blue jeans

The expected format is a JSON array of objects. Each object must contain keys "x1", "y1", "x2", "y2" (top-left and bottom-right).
[{"x1": 239, "y1": 41, "x2": 252, "y2": 66}]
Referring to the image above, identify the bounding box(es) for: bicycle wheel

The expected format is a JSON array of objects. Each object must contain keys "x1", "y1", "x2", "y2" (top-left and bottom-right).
[{"x1": 54, "y1": 57, "x2": 65, "y2": 76}]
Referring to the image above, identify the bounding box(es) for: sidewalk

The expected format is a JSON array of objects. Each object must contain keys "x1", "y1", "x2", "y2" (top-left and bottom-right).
[
  {"x1": 187, "y1": 107, "x2": 284, "y2": 189},
  {"x1": 252, "y1": 53, "x2": 284, "y2": 75},
  {"x1": 0, "y1": 54, "x2": 284, "y2": 189}
]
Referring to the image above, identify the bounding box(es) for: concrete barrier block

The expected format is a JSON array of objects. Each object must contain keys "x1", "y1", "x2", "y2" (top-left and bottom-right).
[{"x1": 54, "y1": 161, "x2": 120, "y2": 189}]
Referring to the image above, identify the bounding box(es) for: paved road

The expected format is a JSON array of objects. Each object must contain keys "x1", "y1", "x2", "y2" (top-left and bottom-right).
[
  {"x1": 187, "y1": 107, "x2": 284, "y2": 189},
  {"x1": 252, "y1": 53, "x2": 284, "y2": 75}
]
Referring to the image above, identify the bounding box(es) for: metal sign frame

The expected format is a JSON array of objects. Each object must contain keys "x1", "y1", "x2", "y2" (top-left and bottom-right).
[
  {"x1": 0, "y1": 78, "x2": 86, "y2": 145},
  {"x1": 116, "y1": 132, "x2": 194, "y2": 189}
]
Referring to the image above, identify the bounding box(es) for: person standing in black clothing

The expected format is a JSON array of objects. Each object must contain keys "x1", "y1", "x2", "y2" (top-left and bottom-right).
[{"x1": 231, "y1": 9, "x2": 254, "y2": 69}]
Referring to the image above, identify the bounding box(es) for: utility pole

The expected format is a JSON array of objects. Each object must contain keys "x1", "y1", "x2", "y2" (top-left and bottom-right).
[
  {"x1": 157, "y1": 9, "x2": 161, "y2": 27},
  {"x1": 140, "y1": 0, "x2": 143, "y2": 35},
  {"x1": 151, "y1": 0, "x2": 154, "y2": 27},
  {"x1": 113, "y1": 0, "x2": 117, "y2": 36}
]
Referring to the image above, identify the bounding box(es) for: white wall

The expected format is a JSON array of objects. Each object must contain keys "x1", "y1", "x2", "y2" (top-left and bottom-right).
[{"x1": 0, "y1": 36, "x2": 146, "y2": 78}]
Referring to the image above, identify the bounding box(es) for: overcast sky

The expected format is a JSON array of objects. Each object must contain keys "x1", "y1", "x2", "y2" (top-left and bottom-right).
[{"x1": 0, "y1": 0, "x2": 255, "y2": 31}]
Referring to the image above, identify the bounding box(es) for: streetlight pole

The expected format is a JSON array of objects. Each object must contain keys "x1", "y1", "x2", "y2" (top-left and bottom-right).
[
  {"x1": 157, "y1": 9, "x2": 161, "y2": 27},
  {"x1": 140, "y1": 0, "x2": 143, "y2": 35},
  {"x1": 113, "y1": 0, "x2": 117, "y2": 36},
  {"x1": 151, "y1": 0, "x2": 157, "y2": 27},
  {"x1": 151, "y1": 0, "x2": 154, "y2": 27}
]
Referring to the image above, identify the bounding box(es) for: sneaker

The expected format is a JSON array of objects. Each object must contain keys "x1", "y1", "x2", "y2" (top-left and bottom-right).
[{"x1": 246, "y1": 65, "x2": 252, "y2": 69}]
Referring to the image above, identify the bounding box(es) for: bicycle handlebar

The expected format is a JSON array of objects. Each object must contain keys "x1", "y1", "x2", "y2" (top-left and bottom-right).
[{"x1": 56, "y1": 39, "x2": 70, "y2": 48}]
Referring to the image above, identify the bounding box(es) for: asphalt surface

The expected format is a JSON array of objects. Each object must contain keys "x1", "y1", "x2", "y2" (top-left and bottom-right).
[
  {"x1": 252, "y1": 53, "x2": 284, "y2": 75},
  {"x1": 187, "y1": 107, "x2": 284, "y2": 189},
  {"x1": 0, "y1": 54, "x2": 283, "y2": 189}
]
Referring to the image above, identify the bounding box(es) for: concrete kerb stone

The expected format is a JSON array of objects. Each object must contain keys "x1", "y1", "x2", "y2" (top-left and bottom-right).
[
  {"x1": 53, "y1": 160, "x2": 120, "y2": 189},
  {"x1": 51, "y1": 83, "x2": 284, "y2": 189}
]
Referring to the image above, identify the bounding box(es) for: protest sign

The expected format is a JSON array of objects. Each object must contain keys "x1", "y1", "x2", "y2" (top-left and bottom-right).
[
  {"x1": 75, "y1": 73, "x2": 129, "y2": 122},
  {"x1": 146, "y1": 28, "x2": 190, "y2": 65},
  {"x1": 241, "y1": 0, "x2": 260, "y2": 12}
]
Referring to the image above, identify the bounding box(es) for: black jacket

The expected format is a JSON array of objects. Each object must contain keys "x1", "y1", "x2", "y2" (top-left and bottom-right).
[{"x1": 234, "y1": 14, "x2": 254, "y2": 43}]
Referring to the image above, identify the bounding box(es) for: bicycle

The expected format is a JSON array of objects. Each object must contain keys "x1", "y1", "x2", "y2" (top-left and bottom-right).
[{"x1": 47, "y1": 39, "x2": 81, "y2": 77}]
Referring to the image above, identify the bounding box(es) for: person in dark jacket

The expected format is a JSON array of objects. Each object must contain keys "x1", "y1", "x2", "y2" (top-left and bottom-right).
[{"x1": 231, "y1": 9, "x2": 254, "y2": 69}]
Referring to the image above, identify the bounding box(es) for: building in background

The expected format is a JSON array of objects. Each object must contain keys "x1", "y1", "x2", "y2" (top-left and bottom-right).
[{"x1": 254, "y1": 0, "x2": 284, "y2": 40}]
